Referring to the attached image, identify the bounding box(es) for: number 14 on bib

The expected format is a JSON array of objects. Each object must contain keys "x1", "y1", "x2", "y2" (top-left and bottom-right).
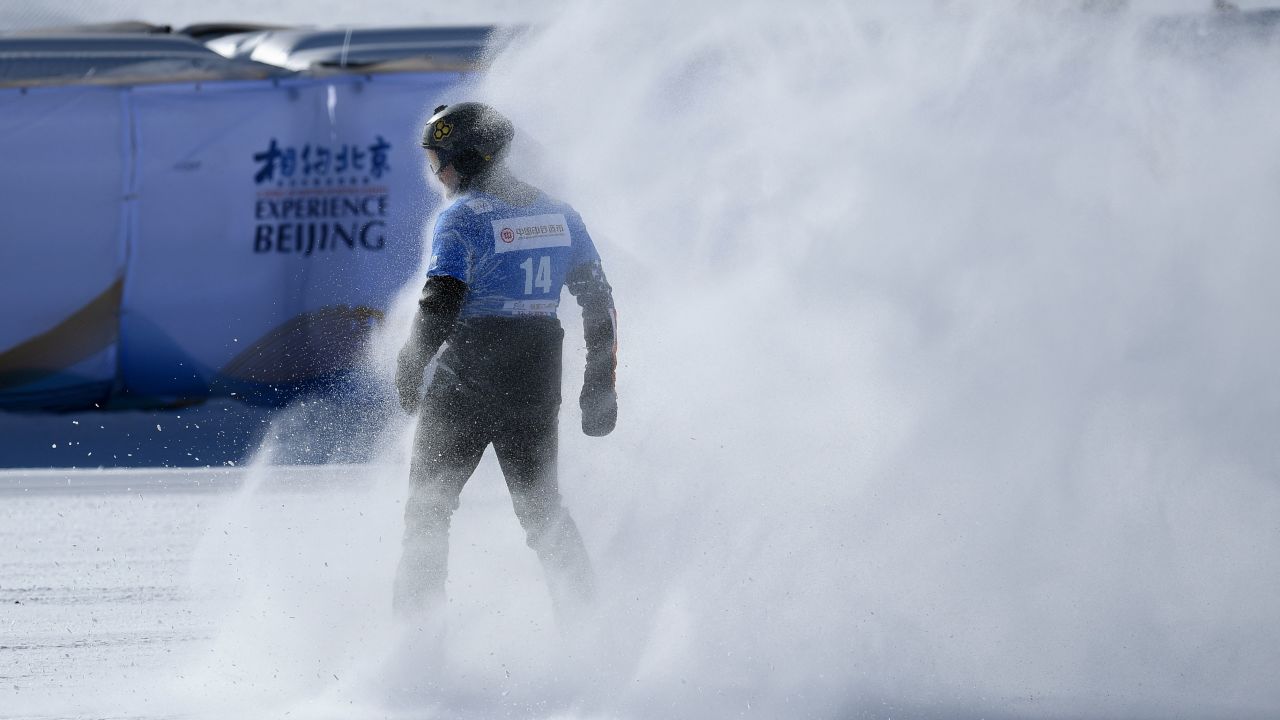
[{"x1": 521, "y1": 255, "x2": 552, "y2": 294}]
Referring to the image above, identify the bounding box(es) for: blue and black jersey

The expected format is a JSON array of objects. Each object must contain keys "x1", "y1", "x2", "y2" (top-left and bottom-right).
[
  {"x1": 427, "y1": 191, "x2": 603, "y2": 320},
  {"x1": 398, "y1": 175, "x2": 616, "y2": 411}
]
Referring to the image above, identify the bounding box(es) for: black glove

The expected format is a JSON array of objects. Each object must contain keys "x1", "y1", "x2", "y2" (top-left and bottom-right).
[
  {"x1": 395, "y1": 352, "x2": 423, "y2": 414},
  {"x1": 580, "y1": 384, "x2": 617, "y2": 437}
]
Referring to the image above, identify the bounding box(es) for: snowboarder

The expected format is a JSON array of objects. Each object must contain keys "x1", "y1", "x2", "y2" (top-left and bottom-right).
[{"x1": 393, "y1": 102, "x2": 617, "y2": 624}]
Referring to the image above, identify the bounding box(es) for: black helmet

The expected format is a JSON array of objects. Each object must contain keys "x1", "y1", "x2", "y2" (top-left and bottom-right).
[{"x1": 421, "y1": 102, "x2": 514, "y2": 176}]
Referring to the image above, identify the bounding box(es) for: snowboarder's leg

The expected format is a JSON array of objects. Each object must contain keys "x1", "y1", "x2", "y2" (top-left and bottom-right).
[
  {"x1": 492, "y1": 412, "x2": 596, "y2": 624},
  {"x1": 393, "y1": 396, "x2": 489, "y2": 619}
]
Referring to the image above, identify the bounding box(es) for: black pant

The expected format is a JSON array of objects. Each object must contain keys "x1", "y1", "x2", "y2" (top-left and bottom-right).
[{"x1": 394, "y1": 317, "x2": 595, "y2": 621}]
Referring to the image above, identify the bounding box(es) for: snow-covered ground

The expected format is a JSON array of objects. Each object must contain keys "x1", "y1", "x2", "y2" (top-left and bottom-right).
[
  {"x1": 4, "y1": 452, "x2": 1279, "y2": 719},
  {"x1": 3, "y1": 473, "x2": 216, "y2": 714},
  {"x1": 7, "y1": 2, "x2": 1280, "y2": 718},
  {"x1": 2, "y1": 463, "x2": 571, "y2": 720}
]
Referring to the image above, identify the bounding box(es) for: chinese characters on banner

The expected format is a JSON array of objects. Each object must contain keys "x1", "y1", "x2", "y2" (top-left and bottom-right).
[
  {"x1": 253, "y1": 136, "x2": 392, "y2": 184},
  {"x1": 251, "y1": 136, "x2": 394, "y2": 255}
]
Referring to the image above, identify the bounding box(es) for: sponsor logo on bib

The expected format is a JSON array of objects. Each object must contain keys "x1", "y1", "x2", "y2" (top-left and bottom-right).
[{"x1": 492, "y1": 214, "x2": 571, "y2": 253}]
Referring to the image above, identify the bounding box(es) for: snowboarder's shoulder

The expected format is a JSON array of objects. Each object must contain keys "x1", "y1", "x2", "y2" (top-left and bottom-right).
[
  {"x1": 436, "y1": 194, "x2": 488, "y2": 227},
  {"x1": 537, "y1": 190, "x2": 572, "y2": 211},
  {"x1": 531, "y1": 191, "x2": 583, "y2": 222}
]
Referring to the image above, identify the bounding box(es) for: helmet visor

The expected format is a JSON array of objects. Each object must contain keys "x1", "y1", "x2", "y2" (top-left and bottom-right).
[{"x1": 425, "y1": 148, "x2": 450, "y2": 175}]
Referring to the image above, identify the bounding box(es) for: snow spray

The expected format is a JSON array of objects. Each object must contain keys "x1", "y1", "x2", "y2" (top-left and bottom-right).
[{"x1": 172, "y1": 3, "x2": 1280, "y2": 719}]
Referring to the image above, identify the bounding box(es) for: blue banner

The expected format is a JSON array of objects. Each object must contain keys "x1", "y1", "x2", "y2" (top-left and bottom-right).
[
  {"x1": 0, "y1": 86, "x2": 127, "y2": 409},
  {"x1": 0, "y1": 73, "x2": 464, "y2": 410}
]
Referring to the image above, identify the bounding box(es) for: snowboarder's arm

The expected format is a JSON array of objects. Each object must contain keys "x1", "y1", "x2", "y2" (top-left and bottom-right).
[
  {"x1": 395, "y1": 275, "x2": 466, "y2": 412},
  {"x1": 567, "y1": 260, "x2": 617, "y2": 435}
]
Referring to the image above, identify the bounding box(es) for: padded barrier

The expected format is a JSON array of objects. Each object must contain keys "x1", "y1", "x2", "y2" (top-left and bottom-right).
[{"x1": 0, "y1": 73, "x2": 462, "y2": 410}]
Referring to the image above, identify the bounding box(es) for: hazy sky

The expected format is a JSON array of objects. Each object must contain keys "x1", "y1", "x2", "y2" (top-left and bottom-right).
[{"x1": 2, "y1": 0, "x2": 1275, "y2": 33}]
